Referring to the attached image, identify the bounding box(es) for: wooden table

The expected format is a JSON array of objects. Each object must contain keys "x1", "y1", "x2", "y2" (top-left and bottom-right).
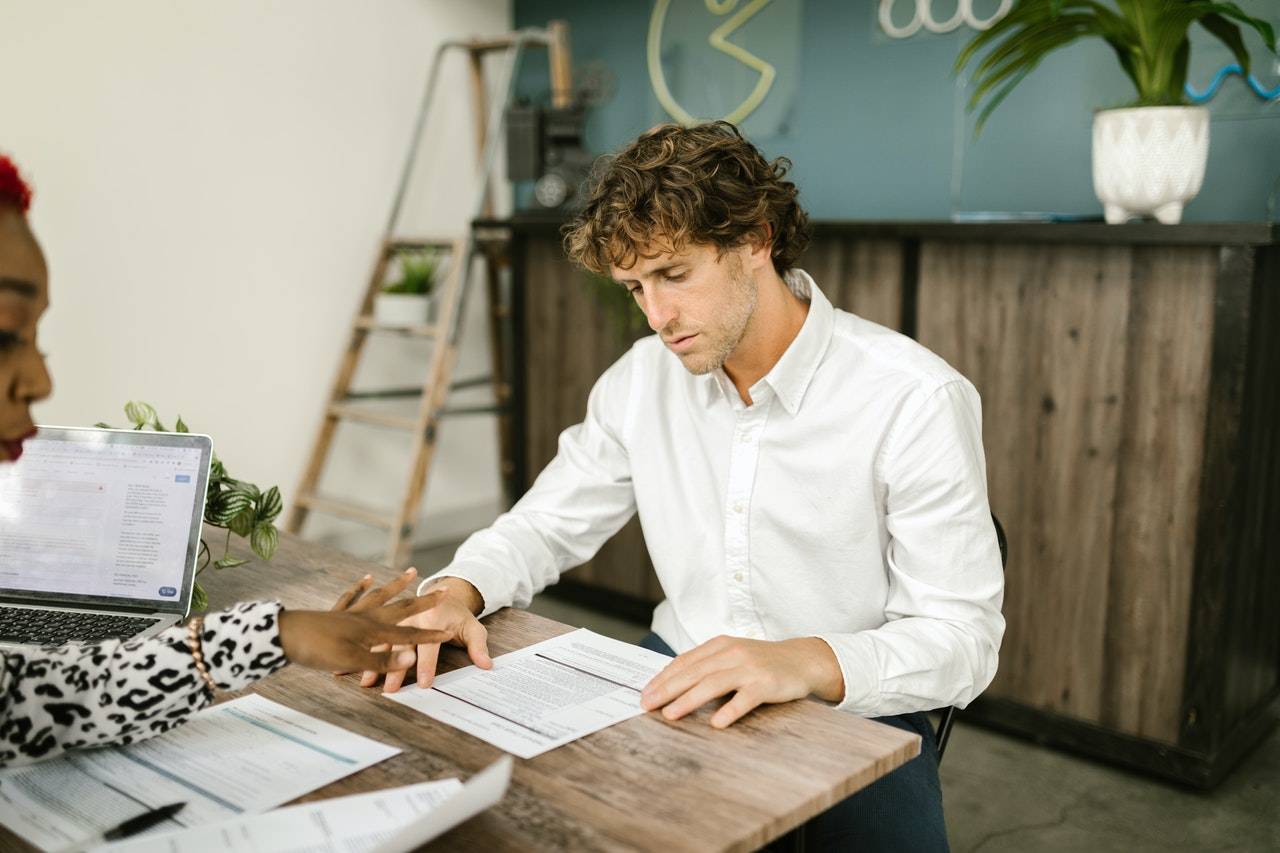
[{"x1": 47, "y1": 533, "x2": 916, "y2": 852}]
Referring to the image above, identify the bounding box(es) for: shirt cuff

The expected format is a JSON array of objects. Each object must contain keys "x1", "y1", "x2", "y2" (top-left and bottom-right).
[
  {"x1": 201, "y1": 600, "x2": 289, "y2": 692},
  {"x1": 813, "y1": 632, "x2": 881, "y2": 714},
  {"x1": 416, "y1": 562, "x2": 511, "y2": 619}
]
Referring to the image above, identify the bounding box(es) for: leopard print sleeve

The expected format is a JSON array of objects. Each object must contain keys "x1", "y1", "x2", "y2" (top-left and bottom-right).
[{"x1": 0, "y1": 600, "x2": 289, "y2": 767}]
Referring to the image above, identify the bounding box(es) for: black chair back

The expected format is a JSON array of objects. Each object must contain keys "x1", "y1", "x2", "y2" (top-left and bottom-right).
[{"x1": 934, "y1": 512, "x2": 1008, "y2": 760}]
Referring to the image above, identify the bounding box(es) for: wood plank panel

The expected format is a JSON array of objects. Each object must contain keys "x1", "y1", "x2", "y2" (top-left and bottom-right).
[
  {"x1": 1182, "y1": 244, "x2": 1280, "y2": 754},
  {"x1": 521, "y1": 237, "x2": 658, "y2": 602},
  {"x1": 1100, "y1": 247, "x2": 1215, "y2": 742},
  {"x1": 918, "y1": 242, "x2": 1133, "y2": 725},
  {"x1": 1224, "y1": 245, "x2": 1280, "y2": 731},
  {"x1": 801, "y1": 237, "x2": 903, "y2": 330}
]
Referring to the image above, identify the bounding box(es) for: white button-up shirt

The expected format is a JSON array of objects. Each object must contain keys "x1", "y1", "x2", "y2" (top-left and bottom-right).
[{"x1": 425, "y1": 270, "x2": 1005, "y2": 717}]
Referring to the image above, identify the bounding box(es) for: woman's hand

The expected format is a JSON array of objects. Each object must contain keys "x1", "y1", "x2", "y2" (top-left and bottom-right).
[{"x1": 277, "y1": 569, "x2": 449, "y2": 674}]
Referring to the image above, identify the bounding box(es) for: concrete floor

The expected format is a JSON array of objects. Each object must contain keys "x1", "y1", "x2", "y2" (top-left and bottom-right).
[{"x1": 412, "y1": 543, "x2": 1280, "y2": 852}]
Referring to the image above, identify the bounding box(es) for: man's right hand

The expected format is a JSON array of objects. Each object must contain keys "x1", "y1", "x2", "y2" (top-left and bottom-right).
[{"x1": 363, "y1": 577, "x2": 492, "y2": 693}]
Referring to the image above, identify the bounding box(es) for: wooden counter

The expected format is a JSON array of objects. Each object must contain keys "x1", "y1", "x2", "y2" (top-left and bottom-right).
[{"x1": 477, "y1": 217, "x2": 1280, "y2": 788}]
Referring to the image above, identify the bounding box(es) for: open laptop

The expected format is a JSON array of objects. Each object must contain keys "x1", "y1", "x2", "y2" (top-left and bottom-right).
[{"x1": 0, "y1": 426, "x2": 213, "y2": 649}]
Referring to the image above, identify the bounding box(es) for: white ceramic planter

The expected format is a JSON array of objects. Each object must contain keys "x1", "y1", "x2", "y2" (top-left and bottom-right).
[
  {"x1": 373, "y1": 292, "x2": 434, "y2": 326},
  {"x1": 1092, "y1": 106, "x2": 1209, "y2": 225}
]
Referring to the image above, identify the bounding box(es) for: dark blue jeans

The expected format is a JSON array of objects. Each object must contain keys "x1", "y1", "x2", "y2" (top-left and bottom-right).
[{"x1": 639, "y1": 633, "x2": 949, "y2": 852}]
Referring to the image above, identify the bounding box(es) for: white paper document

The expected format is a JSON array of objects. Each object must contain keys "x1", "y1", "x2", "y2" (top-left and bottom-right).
[
  {"x1": 370, "y1": 755, "x2": 511, "y2": 853},
  {"x1": 102, "y1": 778, "x2": 460, "y2": 853},
  {"x1": 0, "y1": 694, "x2": 400, "y2": 851},
  {"x1": 104, "y1": 756, "x2": 511, "y2": 853},
  {"x1": 386, "y1": 628, "x2": 671, "y2": 759}
]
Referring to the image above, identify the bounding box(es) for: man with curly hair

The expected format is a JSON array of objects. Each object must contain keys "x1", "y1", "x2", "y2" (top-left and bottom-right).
[{"x1": 379, "y1": 122, "x2": 1004, "y2": 850}]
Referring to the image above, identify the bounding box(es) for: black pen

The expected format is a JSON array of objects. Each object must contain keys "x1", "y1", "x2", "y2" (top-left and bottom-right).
[{"x1": 102, "y1": 801, "x2": 187, "y2": 841}]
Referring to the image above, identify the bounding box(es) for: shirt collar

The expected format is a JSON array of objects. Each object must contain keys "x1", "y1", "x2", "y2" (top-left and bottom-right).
[{"x1": 702, "y1": 268, "x2": 834, "y2": 416}]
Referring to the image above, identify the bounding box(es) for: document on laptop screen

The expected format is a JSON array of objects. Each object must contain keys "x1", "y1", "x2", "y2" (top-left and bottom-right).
[
  {"x1": 386, "y1": 628, "x2": 671, "y2": 759},
  {"x1": 0, "y1": 436, "x2": 203, "y2": 602},
  {"x1": 0, "y1": 695, "x2": 401, "y2": 851}
]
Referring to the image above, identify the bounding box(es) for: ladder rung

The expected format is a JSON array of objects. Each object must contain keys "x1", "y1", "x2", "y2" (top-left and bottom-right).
[
  {"x1": 466, "y1": 36, "x2": 528, "y2": 53},
  {"x1": 439, "y1": 404, "x2": 510, "y2": 417},
  {"x1": 344, "y1": 387, "x2": 423, "y2": 401},
  {"x1": 354, "y1": 317, "x2": 439, "y2": 337},
  {"x1": 328, "y1": 404, "x2": 420, "y2": 430},
  {"x1": 388, "y1": 238, "x2": 456, "y2": 252},
  {"x1": 449, "y1": 375, "x2": 495, "y2": 391},
  {"x1": 342, "y1": 376, "x2": 500, "y2": 403},
  {"x1": 296, "y1": 494, "x2": 393, "y2": 529}
]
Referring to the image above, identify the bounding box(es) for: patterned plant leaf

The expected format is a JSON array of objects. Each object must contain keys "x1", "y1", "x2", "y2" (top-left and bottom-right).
[
  {"x1": 227, "y1": 508, "x2": 256, "y2": 538},
  {"x1": 256, "y1": 486, "x2": 283, "y2": 524},
  {"x1": 251, "y1": 523, "x2": 279, "y2": 561},
  {"x1": 207, "y1": 490, "x2": 253, "y2": 525},
  {"x1": 124, "y1": 401, "x2": 157, "y2": 429},
  {"x1": 191, "y1": 581, "x2": 209, "y2": 612}
]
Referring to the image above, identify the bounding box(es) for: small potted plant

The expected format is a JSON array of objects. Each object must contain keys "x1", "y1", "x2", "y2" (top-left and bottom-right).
[
  {"x1": 374, "y1": 248, "x2": 442, "y2": 325},
  {"x1": 956, "y1": 1, "x2": 1275, "y2": 224}
]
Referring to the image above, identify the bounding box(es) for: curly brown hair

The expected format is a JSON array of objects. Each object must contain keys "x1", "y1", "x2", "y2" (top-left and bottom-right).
[{"x1": 563, "y1": 121, "x2": 809, "y2": 276}]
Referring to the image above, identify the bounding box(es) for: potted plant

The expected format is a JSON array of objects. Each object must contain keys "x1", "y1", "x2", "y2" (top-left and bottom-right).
[
  {"x1": 97, "y1": 401, "x2": 282, "y2": 612},
  {"x1": 956, "y1": 0, "x2": 1276, "y2": 224},
  {"x1": 374, "y1": 248, "x2": 442, "y2": 325}
]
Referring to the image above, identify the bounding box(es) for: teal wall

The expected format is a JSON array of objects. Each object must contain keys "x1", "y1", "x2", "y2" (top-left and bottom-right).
[{"x1": 514, "y1": 0, "x2": 1279, "y2": 222}]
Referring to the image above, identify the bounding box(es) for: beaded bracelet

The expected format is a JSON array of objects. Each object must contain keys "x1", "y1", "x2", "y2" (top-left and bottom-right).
[{"x1": 186, "y1": 616, "x2": 218, "y2": 694}]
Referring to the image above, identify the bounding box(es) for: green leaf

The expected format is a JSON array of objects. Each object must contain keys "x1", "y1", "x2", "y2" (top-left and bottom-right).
[
  {"x1": 214, "y1": 556, "x2": 249, "y2": 570},
  {"x1": 234, "y1": 481, "x2": 261, "y2": 501},
  {"x1": 1198, "y1": 14, "x2": 1251, "y2": 76},
  {"x1": 93, "y1": 422, "x2": 113, "y2": 429},
  {"x1": 256, "y1": 486, "x2": 283, "y2": 524},
  {"x1": 976, "y1": 67, "x2": 1035, "y2": 135},
  {"x1": 206, "y1": 489, "x2": 254, "y2": 526},
  {"x1": 1165, "y1": 37, "x2": 1191, "y2": 104},
  {"x1": 1195, "y1": 2, "x2": 1275, "y2": 53},
  {"x1": 227, "y1": 507, "x2": 256, "y2": 538},
  {"x1": 124, "y1": 401, "x2": 157, "y2": 429},
  {"x1": 954, "y1": 0, "x2": 1278, "y2": 127},
  {"x1": 175, "y1": 416, "x2": 189, "y2": 434},
  {"x1": 191, "y1": 581, "x2": 208, "y2": 612},
  {"x1": 250, "y1": 522, "x2": 280, "y2": 561}
]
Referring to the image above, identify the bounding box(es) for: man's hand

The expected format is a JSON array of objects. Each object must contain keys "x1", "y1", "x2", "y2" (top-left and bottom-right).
[
  {"x1": 362, "y1": 576, "x2": 492, "y2": 693},
  {"x1": 277, "y1": 575, "x2": 450, "y2": 673},
  {"x1": 640, "y1": 635, "x2": 844, "y2": 729}
]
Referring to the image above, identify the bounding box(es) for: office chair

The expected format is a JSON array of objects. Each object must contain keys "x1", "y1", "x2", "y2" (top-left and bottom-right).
[{"x1": 934, "y1": 512, "x2": 1008, "y2": 761}]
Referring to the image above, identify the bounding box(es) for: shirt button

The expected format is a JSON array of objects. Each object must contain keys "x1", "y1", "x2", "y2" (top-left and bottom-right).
[
  {"x1": 734, "y1": 572, "x2": 744, "y2": 582},
  {"x1": 732, "y1": 502, "x2": 744, "y2": 514},
  {"x1": 739, "y1": 432, "x2": 752, "y2": 443}
]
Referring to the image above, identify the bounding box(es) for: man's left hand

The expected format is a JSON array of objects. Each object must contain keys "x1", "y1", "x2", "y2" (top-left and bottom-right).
[{"x1": 640, "y1": 635, "x2": 844, "y2": 729}]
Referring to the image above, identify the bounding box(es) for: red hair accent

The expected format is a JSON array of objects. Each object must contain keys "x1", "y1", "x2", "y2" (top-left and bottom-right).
[{"x1": 0, "y1": 155, "x2": 33, "y2": 214}]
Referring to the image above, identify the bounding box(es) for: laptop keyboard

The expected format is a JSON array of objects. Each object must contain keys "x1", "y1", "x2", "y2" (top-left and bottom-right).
[{"x1": 0, "y1": 607, "x2": 162, "y2": 645}]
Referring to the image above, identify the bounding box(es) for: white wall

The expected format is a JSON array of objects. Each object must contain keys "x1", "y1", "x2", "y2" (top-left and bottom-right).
[{"x1": 1, "y1": 0, "x2": 514, "y2": 559}]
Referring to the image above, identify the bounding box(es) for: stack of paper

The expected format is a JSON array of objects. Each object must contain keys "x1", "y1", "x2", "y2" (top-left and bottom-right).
[
  {"x1": 102, "y1": 757, "x2": 512, "y2": 853},
  {"x1": 0, "y1": 695, "x2": 400, "y2": 851},
  {"x1": 385, "y1": 628, "x2": 672, "y2": 758}
]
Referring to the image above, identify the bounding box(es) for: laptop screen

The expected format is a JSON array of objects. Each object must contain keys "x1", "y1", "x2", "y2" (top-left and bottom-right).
[{"x1": 0, "y1": 426, "x2": 213, "y2": 613}]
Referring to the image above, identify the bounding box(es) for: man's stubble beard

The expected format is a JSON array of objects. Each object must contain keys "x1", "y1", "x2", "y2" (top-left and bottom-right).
[{"x1": 677, "y1": 259, "x2": 758, "y2": 376}]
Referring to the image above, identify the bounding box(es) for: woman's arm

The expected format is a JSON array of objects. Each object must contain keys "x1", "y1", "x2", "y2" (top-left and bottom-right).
[{"x1": 0, "y1": 600, "x2": 287, "y2": 767}]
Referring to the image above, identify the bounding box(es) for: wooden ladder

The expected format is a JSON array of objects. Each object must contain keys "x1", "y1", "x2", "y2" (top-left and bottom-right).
[{"x1": 286, "y1": 24, "x2": 572, "y2": 568}]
